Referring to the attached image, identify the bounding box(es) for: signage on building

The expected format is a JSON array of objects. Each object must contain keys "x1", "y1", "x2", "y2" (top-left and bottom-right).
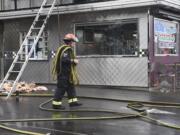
[{"x1": 154, "y1": 18, "x2": 178, "y2": 55}]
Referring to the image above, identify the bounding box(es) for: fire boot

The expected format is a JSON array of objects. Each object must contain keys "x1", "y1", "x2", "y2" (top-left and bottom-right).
[
  {"x1": 68, "y1": 98, "x2": 82, "y2": 107},
  {"x1": 52, "y1": 100, "x2": 65, "y2": 110}
]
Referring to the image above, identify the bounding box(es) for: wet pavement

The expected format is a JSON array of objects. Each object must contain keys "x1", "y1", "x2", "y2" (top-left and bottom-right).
[{"x1": 0, "y1": 86, "x2": 180, "y2": 135}]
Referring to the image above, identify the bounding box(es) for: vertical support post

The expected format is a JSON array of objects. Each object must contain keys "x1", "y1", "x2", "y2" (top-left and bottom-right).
[{"x1": 14, "y1": 0, "x2": 17, "y2": 10}]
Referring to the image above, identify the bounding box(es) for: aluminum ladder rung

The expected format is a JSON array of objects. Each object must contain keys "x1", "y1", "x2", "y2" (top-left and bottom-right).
[
  {"x1": 35, "y1": 19, "x2": 45, "y2": 22},
  {"x1": 18, "y1": 52, "x2": 27, "y2": 55},
  {"x1": 27, "y1": 36, "x2": 36, "y2": 39},
  {"x1": 35, "y1": 18, "x2": 45, "y2": 24},
  {"x1": 3, "y1": 80, "x2": 14, "y2": 83},
  {"x1": 14, "y1": 61, "x2": 24, "y2": 64},
  {"x1": 31, "y1": 27, "x2": 41, "y2": 30},
  {"x1": 9, "y1": 71, "x2": 20, "y2": 73},
  {"x1": 22, "y1": 44, "x2": 33, "y2": 46}
]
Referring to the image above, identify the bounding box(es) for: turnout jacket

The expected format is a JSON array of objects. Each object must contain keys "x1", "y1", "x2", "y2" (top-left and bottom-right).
[{"x1": 52, "y1": 45, "x2": 79, "y2": 85}]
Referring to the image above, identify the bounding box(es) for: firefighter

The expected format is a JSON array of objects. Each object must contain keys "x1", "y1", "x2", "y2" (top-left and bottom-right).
[{"x1": 52, "y1": 33, "x2": 82, "y2": 109}]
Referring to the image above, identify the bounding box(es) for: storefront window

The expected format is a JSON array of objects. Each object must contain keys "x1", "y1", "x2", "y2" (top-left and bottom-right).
[
  {"x1": 19, "y1": 31, "x2": 48, "y2": 60},
  {"x1": 154, "y1": 18, "x2": 179, "y2": 56},
  {"x1": 75, "y1": 20, "x2": 138, "y2": 56}
]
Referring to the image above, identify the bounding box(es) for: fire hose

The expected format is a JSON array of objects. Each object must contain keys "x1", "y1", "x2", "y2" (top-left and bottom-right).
[{"x1": 0, "y1": 94, "x2": 180, "y2": 135}]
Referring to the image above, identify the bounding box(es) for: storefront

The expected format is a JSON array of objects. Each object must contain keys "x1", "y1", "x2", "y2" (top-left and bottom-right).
[{"x1": 0, "y1": 0, "x2": 179, "y2": 90}]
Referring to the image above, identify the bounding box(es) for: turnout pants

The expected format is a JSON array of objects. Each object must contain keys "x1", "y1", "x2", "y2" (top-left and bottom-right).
[{"x1": 54, "y1": 77, "x2": 77, "y2": 101}]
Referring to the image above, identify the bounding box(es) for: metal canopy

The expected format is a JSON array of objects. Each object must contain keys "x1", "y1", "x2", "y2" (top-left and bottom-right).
[{"x1": 0, "y1": 0, "x2": 180, "y2": 20}]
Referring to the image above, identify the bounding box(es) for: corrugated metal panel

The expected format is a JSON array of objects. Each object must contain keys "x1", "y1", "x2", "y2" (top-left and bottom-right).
[
  {"x1": 3, "y1": 21, "x2": 19, "y2": 51},
  {"x1": 21, "y1": 62, "x2": 50, "y2": 83},
  {"x1": 0, "y1": 1, "x2": 2, "y2": 10},
  {"x1": 78, "y1": 57, "x2": 148, "y2": 87},
  {"x1": 17, "y1": 0, "x2": 30, "y2": 9},
  {"x1": 3, "y1": 0, "x2": 14, "y2": 10},
  {"x1": 30, "y1": 0, "x2": 43, "y2": 7},
  {"x1": 0, "y1": 22, "x2": 3, "y2": 80}
]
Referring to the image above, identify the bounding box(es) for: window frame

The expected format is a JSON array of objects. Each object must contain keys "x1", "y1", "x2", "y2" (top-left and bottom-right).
[
  {"x1": 75, "y1": 19, "x2": 139, "y2": 58},
  {"x1": 154, "y1": 17, "x2": 179, "y2": 57},
  {"x1": 19, "y1": 31, "x2": 49, "y2": 61}
]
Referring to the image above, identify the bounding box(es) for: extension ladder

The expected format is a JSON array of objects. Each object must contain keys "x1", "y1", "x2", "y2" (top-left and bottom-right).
[{"x1": 0, "y1": 0, "x2": 57, "y2": 99}]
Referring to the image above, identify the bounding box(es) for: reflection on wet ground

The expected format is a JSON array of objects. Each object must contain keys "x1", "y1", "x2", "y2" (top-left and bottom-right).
[{"x1": 0, "y1": 86, "x2": 180, "y2": 135}]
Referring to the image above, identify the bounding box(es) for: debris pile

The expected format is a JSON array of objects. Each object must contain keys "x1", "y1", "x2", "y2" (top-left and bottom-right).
[{"x1": 2, "y1": 82, "x2": 48, "y2": 93}]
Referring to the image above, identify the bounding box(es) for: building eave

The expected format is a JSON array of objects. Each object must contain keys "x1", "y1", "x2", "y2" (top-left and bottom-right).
[
  {"x1": 0, "y1": 0, "x2": 179, "y2": 20},
  {"x1": 158, "y1": 0, "x2": 180, "y2": 11}
]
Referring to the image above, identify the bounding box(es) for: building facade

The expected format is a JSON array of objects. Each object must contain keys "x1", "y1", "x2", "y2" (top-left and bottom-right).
[{"x1": 0, "y1": 0, "x2": 180, "y2": 89}]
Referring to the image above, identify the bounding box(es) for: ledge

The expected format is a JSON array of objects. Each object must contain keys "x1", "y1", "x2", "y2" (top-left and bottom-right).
[
  {"x1": 0, "y1": 0, "x2": 157, "y2": 20},
  {"x1": 0, "y1": 0, "x2": 179, "y2": 20}
]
